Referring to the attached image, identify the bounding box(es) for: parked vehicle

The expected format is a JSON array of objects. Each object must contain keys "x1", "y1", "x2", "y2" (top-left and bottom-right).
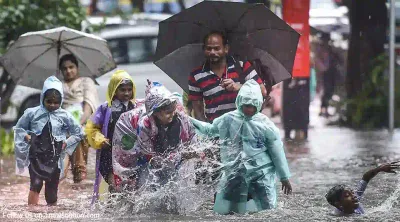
[{"x1": 94, "y1": 23, "x2": 182, "y2": 102}]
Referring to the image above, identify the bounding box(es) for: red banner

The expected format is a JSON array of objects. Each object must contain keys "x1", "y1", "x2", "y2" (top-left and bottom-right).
[{"x1": 282, "y1": 0, "x2": 310, "y2": 78}]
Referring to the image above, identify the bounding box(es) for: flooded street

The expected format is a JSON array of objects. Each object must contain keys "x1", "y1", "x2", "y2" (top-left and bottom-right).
[
  {"x1": 1, "y1": 104, "x2": 400, "y2": 221},
  {"x1": 0, "y1": 0, "x2": 393, "y2": 220}
]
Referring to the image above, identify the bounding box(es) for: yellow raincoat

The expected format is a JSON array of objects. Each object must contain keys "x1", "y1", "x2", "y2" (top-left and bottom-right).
[
  {"x1": 85, "y1": 70, "x2": 136, "y2": 149},
  {"x1": 84, "y1": 70, "x2": 138, "y2": 204}
]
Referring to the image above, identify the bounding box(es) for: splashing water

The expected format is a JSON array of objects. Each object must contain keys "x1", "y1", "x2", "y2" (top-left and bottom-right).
[
  {"x1": 2, "y1": 128, "x2": 400, "y2": 221},
  {"x1": 369, "y1": 175, "x2": 400, "y2": 214},
  {"x1": 93, "y1": 133, "x2": 400, "y2": 221},
  {"x1": 94, "y1": 138, "x2": 222, "y2": 217}
]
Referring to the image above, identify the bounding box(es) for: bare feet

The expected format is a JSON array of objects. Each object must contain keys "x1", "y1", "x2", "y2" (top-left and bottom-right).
[{"x1": 28, "y1": 191, "x2": 39, "y2": 205}]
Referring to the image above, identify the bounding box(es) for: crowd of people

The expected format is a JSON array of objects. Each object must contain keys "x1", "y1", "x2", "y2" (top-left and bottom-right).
[{"x1": 13, "y1": 30, "x2": 399, "y2": 216}]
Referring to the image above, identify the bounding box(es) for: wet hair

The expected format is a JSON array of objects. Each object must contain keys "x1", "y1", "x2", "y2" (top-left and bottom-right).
[
  {"x1": 43, "y1": 89, "x2": 62, "y2": 103},
  {"x1": 325, "y1": 184, "x2": 346, "y2": 206},
  {"x1": 154, "y1": 100, "x2": 177, "y2": 113},
  {"x1": 118, "y1": 79, "x2": 133, "y2": 87},
  {"x1": 203, "y1": 30, "x2": 228, "y2": 46},
  {"x1": 59, "y1": 54, "x2": 78, "y2": 69}
]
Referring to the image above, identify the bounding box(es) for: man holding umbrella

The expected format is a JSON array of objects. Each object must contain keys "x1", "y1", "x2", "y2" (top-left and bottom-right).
[
  {"x1": 153, "y1": 0, "x2": 300, "y2": 190},
  {"x1": 188, "y1": 30, "x2": 267, "y2": 186},
  {"x1": 188, "y1": 30, "x2": 266, "y2": 122},
  {"x1": 154, "y1": 2, "x2": 299, "y2": 123}
]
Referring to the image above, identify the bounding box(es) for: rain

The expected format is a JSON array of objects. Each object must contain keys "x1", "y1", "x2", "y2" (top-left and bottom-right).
[{"x1": 0, "y1": 0, "x2": 399, "y2": 221}]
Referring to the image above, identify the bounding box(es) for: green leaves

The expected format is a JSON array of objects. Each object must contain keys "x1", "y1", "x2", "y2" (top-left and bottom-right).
[
  {"x1": 0, "y1": 0, "x2": 87, "y2": 52},
  {"x1": 0, "y1": 129, "x2": 14, "y2": 156},
  {"x1": 343, "y1": 54, "x2": 400, "y2": 128}
]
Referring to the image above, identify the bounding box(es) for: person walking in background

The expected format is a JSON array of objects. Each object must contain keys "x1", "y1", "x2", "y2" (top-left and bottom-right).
[
  {"x1": 60, "y1": 54, "x2": 99, "y2": 183},
  {"x1": 315, "y1": 35, "x2": 338, "y2": 117}
]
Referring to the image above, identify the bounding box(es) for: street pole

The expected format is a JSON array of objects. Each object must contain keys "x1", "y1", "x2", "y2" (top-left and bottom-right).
[{"x1": 389, "y1": 0, "x2": 395, "y2": 132}]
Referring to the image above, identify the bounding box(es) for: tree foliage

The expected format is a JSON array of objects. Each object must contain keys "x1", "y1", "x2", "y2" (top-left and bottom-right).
[
  {"x1": 342, "y1": 55, "x2": 400, "y2": 128},
  {"x1": 0, "y1": 0, "x2": 87, "y2": 53},
  {"x1": 339, "y1": 0, "x2": 389, "y2": 128}
]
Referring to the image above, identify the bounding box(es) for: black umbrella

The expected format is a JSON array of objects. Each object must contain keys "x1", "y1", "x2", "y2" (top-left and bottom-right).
[{"x1": 154, "y1": 1, "x2": 300, "y2": 93}]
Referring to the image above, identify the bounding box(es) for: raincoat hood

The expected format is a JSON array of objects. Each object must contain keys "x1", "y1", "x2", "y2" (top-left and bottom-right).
[
  {"x1": 40, "y1": 76, "x2": 64, "y2": 109},
  {"x1": 106, "y1": 70, "x2": 136, "y2": 107},
  {"x1": 144, "y1": 81, "x2": 179, "y2": 116},
  {"x1": 235, "y1": 79, "x2": 263, "y2": 115}
]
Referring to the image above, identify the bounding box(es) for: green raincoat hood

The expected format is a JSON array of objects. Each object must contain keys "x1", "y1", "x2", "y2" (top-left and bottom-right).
[
  {"x1": 235, "y1": 79, "x2": 263, "y2": 116},
  {"x1": 190, "y1": 80, "x2": 291, "y2": 214}
]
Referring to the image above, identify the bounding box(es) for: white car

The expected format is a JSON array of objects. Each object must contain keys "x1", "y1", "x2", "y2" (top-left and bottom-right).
[
  {"x1": 1, "y1": 14, "x2": 183, "y2": 124},
  {"x1": 94, "y1": 23, "x2": 182, "y2": 102}
]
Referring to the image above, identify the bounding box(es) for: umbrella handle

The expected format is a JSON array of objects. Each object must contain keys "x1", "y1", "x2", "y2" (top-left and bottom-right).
[
  {"x1": 91, "y1": 150, "x2": 101, "y2": 206},
  {"x1": 56, "y1": 41, "x2": 61, "y2": 76}
]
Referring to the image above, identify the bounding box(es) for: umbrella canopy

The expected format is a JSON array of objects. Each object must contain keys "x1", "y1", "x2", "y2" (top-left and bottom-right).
[
  {"x1": 0, "y1": 26, "x2": 116, "y2": 89},
  {"x1": 154, "y1": 1, "x2": 300, "y2": 92}
]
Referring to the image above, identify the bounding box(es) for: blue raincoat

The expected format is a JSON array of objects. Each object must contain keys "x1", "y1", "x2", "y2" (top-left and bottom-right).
[
  {"x1": 14, "y1": 76, "x2": 84, "y2": 179},
  {"x1": 190, "y1": 79, "x2": 291, "y2": 214}
]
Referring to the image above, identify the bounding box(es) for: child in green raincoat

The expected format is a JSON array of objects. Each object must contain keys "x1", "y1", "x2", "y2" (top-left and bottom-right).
[{"x1": 190, "y1": 79, "x2": 292, "y2": 214}]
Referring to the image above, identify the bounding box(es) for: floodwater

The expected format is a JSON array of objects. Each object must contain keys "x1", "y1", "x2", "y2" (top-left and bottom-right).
[{"x1": 1, "y1": 106, "x2": 400, "y2": 221}]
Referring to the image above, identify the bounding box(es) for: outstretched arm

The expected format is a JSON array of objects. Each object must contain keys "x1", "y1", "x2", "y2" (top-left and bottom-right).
[
  {"x1": 362, "y1": 162, "x2": 400, "y2": 182},
  {"x1": 189, "y1": 116, "x2": 221, "y2": 138}
]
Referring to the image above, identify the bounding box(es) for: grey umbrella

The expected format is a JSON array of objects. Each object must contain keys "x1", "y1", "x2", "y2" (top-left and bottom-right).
[
  {"x1": 0, "y1": 27, "x2": 116, "y2": 89},
  {"x1": 154, "y1": 1, "x2": 300, "y2": 92}
]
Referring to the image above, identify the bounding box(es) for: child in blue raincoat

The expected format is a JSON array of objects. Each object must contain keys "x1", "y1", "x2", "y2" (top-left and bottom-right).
[
  {"x1": 14, "y1": 76, "x2": 84, "y2": 206},
  {"x1": 190, "y1": 79, "x2": 292, "y2": 214}
]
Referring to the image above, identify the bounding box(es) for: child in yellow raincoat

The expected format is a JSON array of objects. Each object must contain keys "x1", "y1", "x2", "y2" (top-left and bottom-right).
[{"x1": 85, "y1": 70, "x2": 143, "y2": 204}]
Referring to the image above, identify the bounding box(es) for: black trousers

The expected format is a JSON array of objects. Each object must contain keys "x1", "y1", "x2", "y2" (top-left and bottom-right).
[
  {"x1": 99, "y1": 148, "x2": 113, "y2": 184},
  {"x1": 29, "y1": 166, "x2": 60, "y2": 204}
]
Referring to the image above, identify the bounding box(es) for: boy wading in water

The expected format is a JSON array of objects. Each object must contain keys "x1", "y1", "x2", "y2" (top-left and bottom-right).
[
  {"x1": 14, "y1": 76, "x2": 84, "y2": 205},
  {"x1": 326, "y1": 162, "x2": 400, "y2": 216}
]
